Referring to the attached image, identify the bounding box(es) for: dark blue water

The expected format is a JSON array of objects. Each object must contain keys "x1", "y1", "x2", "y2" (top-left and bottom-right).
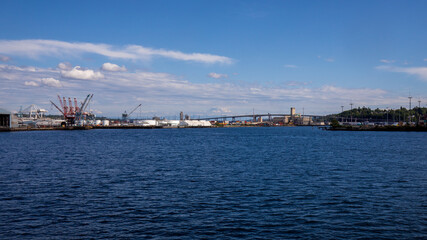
[{"x1": 0, "y1": 127, "x2": 426, "y2": 239}]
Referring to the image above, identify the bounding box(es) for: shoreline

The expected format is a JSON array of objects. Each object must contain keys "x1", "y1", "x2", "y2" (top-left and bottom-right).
[
  {"x1": 2, "y1": 125, "x2": 426, "y2": 132},
  {"x1": 327, "y1": 125, "x2": 427, "y2": 132}
]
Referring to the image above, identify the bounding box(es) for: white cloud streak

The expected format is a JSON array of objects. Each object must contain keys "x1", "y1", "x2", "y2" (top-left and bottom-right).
[
  {"x1": 57, "y1": 62, "x2": 72, "y2": 70},
  {"x1": 284, "y1": 64, "x2": 298, "y2": 68},
  {"x1": 208, "y1": 72, "x2": 228, "y2": 79},
  {"x1": 0, "y1": 39, "x2": 233, "y2": 64},
  {"x1": 24, "y1": 78, "x2": 62, "y2": 88},
  {"x1": 24, "y1": 81, "x2": 39, "y2": 87},
  {"x1": 376, "y1": 65, "x2": 427, "y2": 81},
  {"x1": 0, "y1": 54, "x2": 10, "y2": 62},
  {"x1": 209, "y1": 107, "x2": 231, "y2": 114},
  {"x1": 380, "y1": 59, "x2": 395, "y2": 64}
]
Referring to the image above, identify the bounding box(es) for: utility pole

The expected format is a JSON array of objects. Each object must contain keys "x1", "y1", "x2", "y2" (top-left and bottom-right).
[
  {"x1": 350, "y1": 102, "x2": 353, "y2": 122},
  {"x1": 341, "y1": 105, "x2": 344, "y2": 123},
  {"x1": 408, "y1": 96, "x2": 412, "y2": 123}
]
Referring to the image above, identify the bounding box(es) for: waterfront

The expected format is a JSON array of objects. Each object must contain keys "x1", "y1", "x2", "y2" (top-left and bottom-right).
[{"x1": 0, "y1": 127, "x2": 426, "y2": 239}]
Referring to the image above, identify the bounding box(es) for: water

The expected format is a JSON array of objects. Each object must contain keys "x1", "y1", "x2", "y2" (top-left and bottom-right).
[{"x1": 0, "y1": 127, "x2": 426, "y2": 239}]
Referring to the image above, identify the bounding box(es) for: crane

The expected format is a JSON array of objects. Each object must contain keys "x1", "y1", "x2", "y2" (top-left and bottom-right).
[
  {"x1": 50, "y1": 94, "x2": 94, "y2": 126},
  {"x1": 75, "y1": 94, "x2": 94, "y2": 121},
  {"x1": 122, "y1": 104, "x2": 142, "y2": 120}
]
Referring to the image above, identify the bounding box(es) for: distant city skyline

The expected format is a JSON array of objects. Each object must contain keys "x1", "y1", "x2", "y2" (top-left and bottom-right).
[{"x1": 0, "y1": 1, "x2": 426, "y2": 117}]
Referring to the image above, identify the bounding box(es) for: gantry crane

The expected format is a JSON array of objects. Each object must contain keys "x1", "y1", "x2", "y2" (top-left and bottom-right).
[{"x1": 50, "y1": 94, "x2": 93, "y2": 126}]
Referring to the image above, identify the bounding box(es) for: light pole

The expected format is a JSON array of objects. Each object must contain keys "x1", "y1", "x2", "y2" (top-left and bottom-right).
[
  {"x1": 386, "y1": 107, "x2": 389, "y2": 125},
  {"x1": 350, "y1": 103, "x2": 353, "y2": 122},
  {"x1": 341, "y1": 105, "x2": 344, "y2": 122}
]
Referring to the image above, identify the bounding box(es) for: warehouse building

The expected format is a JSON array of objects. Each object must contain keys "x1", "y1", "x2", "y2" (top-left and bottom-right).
[
  {"x1": 0, "y1": 108, "x2": 19, "y2": 129},
  {"x1": 0, "y1": 108, "x2": 12, "y2": 128}
]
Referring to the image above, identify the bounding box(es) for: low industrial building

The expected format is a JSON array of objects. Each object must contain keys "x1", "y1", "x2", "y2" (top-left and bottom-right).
[{"x1": 179, "y1": 120, "x2": 212, "y2": 127}]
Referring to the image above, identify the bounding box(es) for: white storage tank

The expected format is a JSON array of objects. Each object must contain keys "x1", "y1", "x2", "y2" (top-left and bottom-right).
[
  {"x1": 102, "y1": 120, "x2": 110, "y2": 126},
  {"x1": 95, "y1": 120, "x2": 102, "y2": 126}
]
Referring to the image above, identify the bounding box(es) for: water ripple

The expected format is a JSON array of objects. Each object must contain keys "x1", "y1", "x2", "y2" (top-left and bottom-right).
[{"x1": 0, "y1": 128, "x2": 426, "y2": 239}]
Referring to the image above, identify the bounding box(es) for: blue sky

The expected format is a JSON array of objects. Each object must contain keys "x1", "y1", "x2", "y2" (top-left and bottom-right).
[{"x1": 1, "y1": 1, "x2": 426, "y2": 117}]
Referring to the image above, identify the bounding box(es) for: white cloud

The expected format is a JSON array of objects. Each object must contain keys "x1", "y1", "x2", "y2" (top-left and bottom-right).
[
  {"x1": 0, "y1": 54, "x2": 10, "y2": 62},
  {"x1": 41, "y1": 77, "x2": 62, "y2": 87},
  {"x1": 376, "y1": 65, "x2": 427, "y2": 81},
  {"x1": 0, "y1": 64, "x2": 39, "y2": 72},
  {"x1": 57, "y1": 62, "x2": 72, "y2": 70},
  {"x1": 317, "y1": 56, "x2": 335, "y2": 62},
  {"x1": 0, "y1": 39, "x2": 233, "y2": 64},
  {"x1": 61, "y1": 66, "x2": 104, "y2": 80},
  {"x1": 284, "y1": 64, "x2": 298, "y2": 68},
  {"x1": 101, "y1": 62, "x2": 127, "y2": 72},
  {"x1": 208, "y1": 72, "x2": 228, "y2": 79},
  {"x1": 285, "y1": 81, "x2": 310, "y2": 86},
  {"x1": 380, "y1": 59, "x2": 395, "y2": 64},
  {"x1": 24, "y1": 81, "x2": 39, "y2": 87},
  {"x1": 24, "y1": 78, "x2": 62, "y2": 88}
]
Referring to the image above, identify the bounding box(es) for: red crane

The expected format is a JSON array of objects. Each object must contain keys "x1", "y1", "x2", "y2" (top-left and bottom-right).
[{"x1": 50, "y1": 94, "x2": 93, "y2": 126}]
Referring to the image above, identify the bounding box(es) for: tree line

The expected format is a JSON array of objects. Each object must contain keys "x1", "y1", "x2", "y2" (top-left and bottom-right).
[{"x1": 328, "y1": 106, "x2": 427, "y2": 122}]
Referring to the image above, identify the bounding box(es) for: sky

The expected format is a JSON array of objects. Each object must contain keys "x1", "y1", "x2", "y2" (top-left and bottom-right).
[{"x1": 1, "y1": 0, "x2": 427, "y2": 118}]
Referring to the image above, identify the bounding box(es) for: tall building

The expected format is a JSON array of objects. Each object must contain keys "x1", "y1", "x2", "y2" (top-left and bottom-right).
[{"x1": 290, "y1": 107, "x2": 296, "y2": 117}]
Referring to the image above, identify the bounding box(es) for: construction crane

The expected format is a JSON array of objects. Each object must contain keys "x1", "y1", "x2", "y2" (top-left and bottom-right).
[{"x1": 122, "y1": 104, "x2": 142, "y2": 120}]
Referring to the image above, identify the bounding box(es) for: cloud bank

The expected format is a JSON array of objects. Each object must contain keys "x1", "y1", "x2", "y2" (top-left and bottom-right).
[{"x1": 0, "y1": 63, "x2": 409, "y2": 116}]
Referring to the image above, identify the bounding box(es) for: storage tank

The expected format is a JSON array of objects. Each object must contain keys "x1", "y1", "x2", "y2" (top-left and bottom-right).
[
  {"x1": 95, "y1": 120, "x2": 102, "y2": 126},
  {"x1": 102, "y1": 120, "x2": 109, "y2": 126}
]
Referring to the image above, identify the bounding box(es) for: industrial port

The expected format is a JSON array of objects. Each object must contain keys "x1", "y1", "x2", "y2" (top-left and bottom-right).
[
  {"x1": 0, "y1": 94, "x2": 328, "y2": 132},
  {"x1": 1, "y1": 94, "x2": 426, "y2": 132}
]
